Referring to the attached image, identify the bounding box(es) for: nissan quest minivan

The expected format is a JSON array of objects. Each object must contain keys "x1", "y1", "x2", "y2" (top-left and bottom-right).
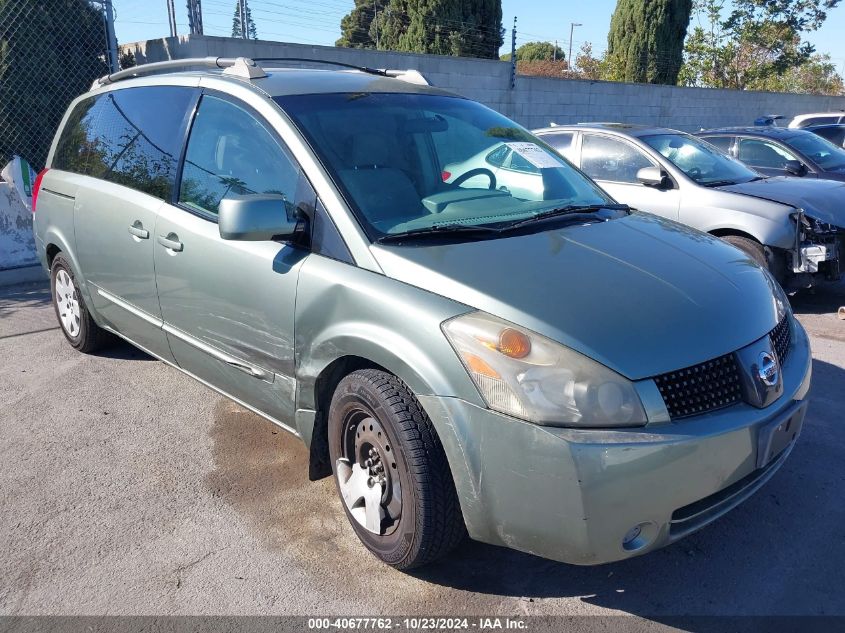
[{"x1": 33, "y1": 57, "x2": 811, "y2": 569}]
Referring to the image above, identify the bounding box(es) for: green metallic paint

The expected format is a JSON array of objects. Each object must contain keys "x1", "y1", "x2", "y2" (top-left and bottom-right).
[
  {"x1": 371, "y1": 212, "x2": 782, "y2": 380},
  {"x1": 417, "y1": 320, "x2": 811, "y2": 565}
]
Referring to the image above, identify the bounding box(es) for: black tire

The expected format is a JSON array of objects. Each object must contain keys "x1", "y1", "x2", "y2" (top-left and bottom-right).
[
  {"x1": 328, "y1": 369, "x2": 466, "y2": 569},
  {"x1": 50, "y1": 253, "x2": 112, "y2": 353},
  {"x1": 721, "y1": 235, "x2": 769, "y2": 270}
]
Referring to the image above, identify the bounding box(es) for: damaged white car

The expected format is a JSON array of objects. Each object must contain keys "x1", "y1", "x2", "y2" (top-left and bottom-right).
[{"x1": 535, "y1": 124, "x2": 845, "y2": 291}]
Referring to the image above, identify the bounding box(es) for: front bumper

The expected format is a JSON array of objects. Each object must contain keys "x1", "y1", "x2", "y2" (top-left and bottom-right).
[{"x1": 420, "y1": 320, "x2": 812, "y2": 565}]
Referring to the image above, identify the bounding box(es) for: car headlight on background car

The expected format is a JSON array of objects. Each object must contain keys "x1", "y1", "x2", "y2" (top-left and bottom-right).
[{"x1": 442, "y1": 312, "x2": 647, "y2": 427}]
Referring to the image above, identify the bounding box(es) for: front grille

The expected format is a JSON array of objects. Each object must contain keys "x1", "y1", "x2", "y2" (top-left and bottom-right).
[
  {"x1": 653, "y1": 353, "x2": 743, "y2": 420},
  {"x1": 770, "y1": 316, "x2": 791, "y2": 366}
]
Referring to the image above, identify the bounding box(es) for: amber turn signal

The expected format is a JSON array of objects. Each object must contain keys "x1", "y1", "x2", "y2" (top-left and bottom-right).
[{"x1": 497, "y1": 328, "x2": 531, "y2": 359}]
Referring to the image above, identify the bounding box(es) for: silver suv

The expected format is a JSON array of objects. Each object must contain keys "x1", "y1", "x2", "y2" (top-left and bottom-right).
[{"x1": 33, "y1": 58, "x2": 811, "y2": 569}]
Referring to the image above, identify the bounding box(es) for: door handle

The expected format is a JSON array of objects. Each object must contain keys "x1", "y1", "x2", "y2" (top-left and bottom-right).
[
  {"x1": 128, "y1": 221, "x2": 149, "y2": 239},
  {"x1": 157, "y1": 233, "x2": 183, "y2": 252},
  {"x1": 225, "y1": 358, "x2": 268, "y2": 380}
]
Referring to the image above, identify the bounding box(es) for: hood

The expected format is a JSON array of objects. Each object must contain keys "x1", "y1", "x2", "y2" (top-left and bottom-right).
[
  {"x1": 371, "y1": 213, "x2": 782, "y2": 380},
  {"x1": 720, "y1": 176, "x2": 845, "y2": 226}
]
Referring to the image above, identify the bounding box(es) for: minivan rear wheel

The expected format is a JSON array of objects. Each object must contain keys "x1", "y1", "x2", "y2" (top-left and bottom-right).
[
  {"x1": 328, "y1": 369, "x2": 466, "y2": 569},
  {"x1": 50, "y1": 254, "x2": 112, "y2": 353}
]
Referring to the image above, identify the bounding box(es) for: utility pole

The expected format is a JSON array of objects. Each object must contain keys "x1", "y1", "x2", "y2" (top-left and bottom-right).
[
  {"x1": 568, "y1": 22, "x2": 582, "y2": 70},
  {"x1": 510, "y1": 16, "x2": 517, "y2": 89},
  {"x1": 553, "y1": 39, "x2": 557, "y2": 62},
  {"x1": 166, "y1": 0, "x2": 177, "y2": 37},
  {"x1": 103, "y1": 0, "x2": 118, "y2": 72}
]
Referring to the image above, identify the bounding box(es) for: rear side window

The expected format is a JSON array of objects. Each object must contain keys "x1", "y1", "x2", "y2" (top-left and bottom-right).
[
  {"x1": 541, "y1": 132, "x2": 574, "y2": 158},
  {"x1": 53, "y1": 86, "x2": 194, "y2": 200},
  {"x1": 702, "y1": 136, "x2": 734, "y2": 154}
]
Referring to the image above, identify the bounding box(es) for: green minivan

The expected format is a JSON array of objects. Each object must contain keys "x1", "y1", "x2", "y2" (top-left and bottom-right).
[{"x1": 33, "y1": 58, "x2": 811, "y2": 569}]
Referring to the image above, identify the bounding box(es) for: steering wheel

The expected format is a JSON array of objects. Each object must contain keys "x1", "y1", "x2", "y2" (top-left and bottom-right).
[
  {"x1": 451, "y1": 167, "x2": 497, "y2": 190},
  {"x1": 687, "y1": 167, "x2": 702, "y2": 179}
]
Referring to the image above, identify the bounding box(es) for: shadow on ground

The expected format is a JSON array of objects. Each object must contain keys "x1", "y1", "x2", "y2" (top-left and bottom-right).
[
  {"x1": 790, "y1": 280, "x2": 845, "y2": 316},
  {"x1": 0, "y1": 281, "x2": 51, "y2": 318}
]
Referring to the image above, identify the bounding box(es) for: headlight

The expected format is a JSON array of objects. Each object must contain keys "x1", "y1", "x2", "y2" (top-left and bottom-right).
[
  {"x1": 762, "y1": 267, "x2": 791, "y2": 322},
  {"x1": 442, "y1": 312, "x2": 647, "y2": 427}
]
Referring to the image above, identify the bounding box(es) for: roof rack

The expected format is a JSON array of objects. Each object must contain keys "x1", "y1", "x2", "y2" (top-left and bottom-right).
[
  {"x1": 93, "y1": 57, "x2": 266, "y2": 89},
  {"x1": 252, "y1": 57, "x2": 430, "y2": 85},
  {"x1": 93, "y1": 56, "x2": 431, "y2": 90}
]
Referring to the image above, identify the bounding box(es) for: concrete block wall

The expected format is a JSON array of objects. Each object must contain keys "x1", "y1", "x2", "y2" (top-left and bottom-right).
[{"x1": 125, "y1": 35, "x2": 845, "y2": 132}]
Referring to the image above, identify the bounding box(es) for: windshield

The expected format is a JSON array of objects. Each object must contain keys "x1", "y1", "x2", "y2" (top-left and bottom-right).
[
  {"x1": 642, "y1": 133, "x2": 760, "y2": 186},
  {"x1": 787, "y1": 132, "x2": 845, "y2": 170},
  {"x1": 274, "y1": 93, "x2": 612, "y2": 239}
]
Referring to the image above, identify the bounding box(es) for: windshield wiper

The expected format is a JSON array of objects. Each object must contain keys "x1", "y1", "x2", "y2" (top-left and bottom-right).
[
  {"x1": 501, "y1": 203, "x2": 630, "y2": 230},
  {"x1": 700, "y1": 179, "x2": 738, "y2": 188},
  {"x1": 376, "y1": 223, "x2": 500, "y2": 244}
]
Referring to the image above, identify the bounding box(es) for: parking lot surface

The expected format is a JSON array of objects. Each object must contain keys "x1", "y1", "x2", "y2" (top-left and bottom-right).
[{"x1": 1, "y1": 280, "x2": 844, "y2": 619}]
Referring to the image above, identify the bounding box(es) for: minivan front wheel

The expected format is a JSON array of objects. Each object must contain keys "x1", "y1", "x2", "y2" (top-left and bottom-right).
[
  {"x1": 328, "y1": 369, "x2": 466, "y2": 569},
  {"x1": 50, "y1": 254, "x2": 111, "y2": 353}
]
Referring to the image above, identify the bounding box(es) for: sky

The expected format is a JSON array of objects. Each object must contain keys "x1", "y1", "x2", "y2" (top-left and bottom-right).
[{"x1": 113, "y1": 0, "x2": 845, "y2": 73}]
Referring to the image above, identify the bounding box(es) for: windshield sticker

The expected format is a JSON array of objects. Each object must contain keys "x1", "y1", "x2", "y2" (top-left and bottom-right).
[{"x1": 505, "y1": 142, "x2": 565, "y2": 169}]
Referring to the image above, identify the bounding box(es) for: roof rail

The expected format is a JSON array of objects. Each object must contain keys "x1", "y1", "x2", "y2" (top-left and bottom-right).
[
  {"x1": 93, "y1": 56, "x2": 267, "y2": 89},
  {"x1": 252, "y1": 57, "x2": 431, "y2": 85},
  {"x1": 92, "y1": 56, "x2": 432, "y2": 90}
]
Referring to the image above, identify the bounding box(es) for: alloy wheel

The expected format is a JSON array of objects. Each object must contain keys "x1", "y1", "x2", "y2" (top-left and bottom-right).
[{"x1": 54, "y1": 269, "x2": 81, "y2": 338}]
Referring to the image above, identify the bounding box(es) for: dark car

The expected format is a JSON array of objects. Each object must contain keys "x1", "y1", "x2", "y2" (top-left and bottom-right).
[
  {"x1": 806, "y1": 124, "x2": 845, "y2": 150},
  {"x1": 696, "y1": 126, "x2": 845, "y2": 181}
]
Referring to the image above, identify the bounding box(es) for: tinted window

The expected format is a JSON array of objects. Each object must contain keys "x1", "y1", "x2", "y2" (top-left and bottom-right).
[
  {"x1": 702, "y1": 136, "x2": 733, "y2": 154},
  {"x1": 580, "y1": 135, "x2": 654, "y2": 183},
  {"x1": 786, "y1": 132, "x2": 845, "y2": 170},
  {"x1": 812, "y1": 127, "x2": 845, "y2": 147},
  {"x1": 53, "y1": 97, "x2": 98, "y2": 174},
  {"x1": 737, "y1": 138, "x2": 797, "y2": 168},
  {"x1": 179, "y1": 95, "x2": 300, "y2": 216},
  {"x1": 54, "y1": 87, "x2": 193, "y2": 200}
]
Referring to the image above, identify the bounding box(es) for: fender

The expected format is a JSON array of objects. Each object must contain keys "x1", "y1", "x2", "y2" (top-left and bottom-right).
[{"x1": 41, "y1": 225, "x2": 99, "y2": 321}]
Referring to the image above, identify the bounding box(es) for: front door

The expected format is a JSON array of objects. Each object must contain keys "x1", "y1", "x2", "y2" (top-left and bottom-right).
[
  {"x1": 154, "y1": 93, "x2": 309, "y2": 428},
  {"x1": 73, "y1": 86, "x2": 195, "y2": 361},
  {"x1": 577, "y1": 133, "x2": 681, "y2": 220}
]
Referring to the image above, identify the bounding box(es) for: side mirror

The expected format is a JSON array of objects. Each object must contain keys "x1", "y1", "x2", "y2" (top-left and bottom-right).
[
  {"x1": 784, "y1": 160, "x2": 807, "y2": 176},
  {"x1": 637, "y1": 166, "x2": 671, "y2": 188},
  {"x1": 218, "y1": 194, "x2": 300, "y2": 241}
]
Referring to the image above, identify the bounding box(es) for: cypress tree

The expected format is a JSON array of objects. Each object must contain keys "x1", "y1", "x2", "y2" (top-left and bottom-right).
[
  {"x1": 231, "y1": 1, "x2": 258, "y2": 40},
  {"x1": 606, "y1": 0, "x2": 693, "y2": 84},
  {"x1": 338, "y1": 0, "x2": 504, "y2": 59}
]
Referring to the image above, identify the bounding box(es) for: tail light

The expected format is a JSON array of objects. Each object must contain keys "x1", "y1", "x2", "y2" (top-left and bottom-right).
[
  {"x1": 441, "y1": 170, "x2": 451, "y2": 181},
  {"x1": 31, "y1": 168, "x2": 48, "y2": 213}
]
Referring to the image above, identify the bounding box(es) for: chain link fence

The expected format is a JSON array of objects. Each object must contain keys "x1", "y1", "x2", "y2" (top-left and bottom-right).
[{"x1": 0, "y1": 0, "x2": 116, "y2": 170}]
